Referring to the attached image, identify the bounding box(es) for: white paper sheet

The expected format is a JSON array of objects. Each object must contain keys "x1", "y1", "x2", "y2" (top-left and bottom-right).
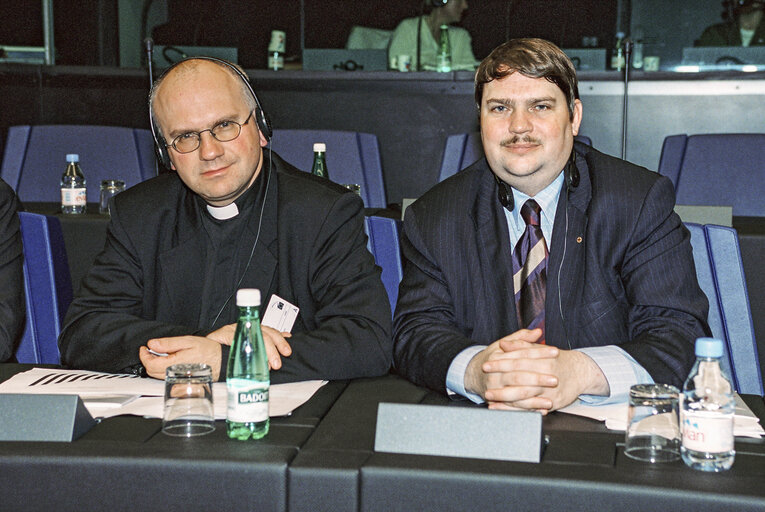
[
  {"x1": 559, "y1": 393, "x2": 764, "y2": 438},
  {"x1": 0, "y1": 368, "x2": 326, "y2": 419}
]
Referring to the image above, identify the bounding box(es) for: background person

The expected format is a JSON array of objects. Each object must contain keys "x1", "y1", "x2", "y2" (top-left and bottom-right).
[
  {"x1": 697, "y1": 0, "x2": 765, "y2": 46},
  {"x1": 388, "y1": 0, "x2": 477, "y2": 71},
  {"x1": 0, "y1": 178, "x2": 24, "y2": 362}
]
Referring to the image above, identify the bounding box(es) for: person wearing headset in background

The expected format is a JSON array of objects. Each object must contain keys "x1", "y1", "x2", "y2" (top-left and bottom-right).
[
  {"x1": 388, "y1": 0, "x2": 478, "y2": 71},
  {"x1": 393, "y1": 38, "x2": 710, "y2": 413},
  {"x1": 58, "y1": 57, "x2": 392, "y2": 382},
  {"x1": 697, "y1": 0, "x2": 765, "y2": 47},
  {"x1": 0, "y1": 178, "x2": 24, "y2": 363}
]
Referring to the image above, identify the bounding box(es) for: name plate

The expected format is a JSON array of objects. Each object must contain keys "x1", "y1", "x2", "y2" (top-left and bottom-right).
[
  {"x1": 0, "y1": 394, "x2": 97, "y2": 442},
  {"x1": 374, "y1": 402, "x2": 543, "y2": 463}
]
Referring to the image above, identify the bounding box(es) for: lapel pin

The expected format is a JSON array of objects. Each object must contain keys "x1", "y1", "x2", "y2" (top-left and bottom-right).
[{"x1": 576, "y1": 236, "x2": 583, "y2": 244}]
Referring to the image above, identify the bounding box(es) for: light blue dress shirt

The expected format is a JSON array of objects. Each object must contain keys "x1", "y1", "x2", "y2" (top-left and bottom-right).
[{"x1": 446, "y1": 171, "x2": 653, "y2": 404}]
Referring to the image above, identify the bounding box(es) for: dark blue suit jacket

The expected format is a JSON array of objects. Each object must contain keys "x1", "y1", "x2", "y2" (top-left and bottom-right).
[{"x1": 393, "y1": 145, "x2": 710, "y2": 393}]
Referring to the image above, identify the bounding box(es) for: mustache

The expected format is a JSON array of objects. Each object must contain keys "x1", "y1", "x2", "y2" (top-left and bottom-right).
[{"x1": 500, "y1": 136, "x2": 541, "y2": 147}]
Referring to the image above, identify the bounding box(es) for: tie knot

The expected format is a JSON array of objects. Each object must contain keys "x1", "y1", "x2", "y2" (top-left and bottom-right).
[{"x1": 521, "y1": 199, "x2": 542, "y2": 227}]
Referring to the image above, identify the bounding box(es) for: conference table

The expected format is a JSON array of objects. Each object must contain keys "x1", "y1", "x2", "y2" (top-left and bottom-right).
[{"x1": 1, "y1": 364, "x2": 764, "y2": 512}]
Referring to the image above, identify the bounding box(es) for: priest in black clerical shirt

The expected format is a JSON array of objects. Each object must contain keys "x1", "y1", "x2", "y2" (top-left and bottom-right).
[{"x1": 58, "y1": 58, "x2": 392, "y2": 382}]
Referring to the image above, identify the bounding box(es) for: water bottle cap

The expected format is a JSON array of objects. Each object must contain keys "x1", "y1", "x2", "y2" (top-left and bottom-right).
[
  {"x1": 236, "y1": 288, "x2": 261, "y2": 307},
  {"x1": 313, "y1": 143, "x2": 326, "y2": 153},
  {"x1": 695, "y1": 337, "x2": 724, "y2": 358},
  {"x1": 66, "y1": 154, "x2": 79, "y2": 163}
]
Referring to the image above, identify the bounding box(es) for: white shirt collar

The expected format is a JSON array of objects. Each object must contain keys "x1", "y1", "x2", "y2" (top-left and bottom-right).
[{"x1": 206, "y1": 202, "x2": 239, "y2": 220}]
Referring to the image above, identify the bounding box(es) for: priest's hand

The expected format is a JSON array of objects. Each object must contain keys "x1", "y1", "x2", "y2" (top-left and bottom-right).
[
  {"x1": 140, "y1": 335, "x2": 223, "y2": 380},
  {"x1": 261, "y1": 325, "x2": 292, "y2": 370}
]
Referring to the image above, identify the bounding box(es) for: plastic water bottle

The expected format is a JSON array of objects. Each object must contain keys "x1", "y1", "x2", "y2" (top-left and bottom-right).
[
  {"x1": 611, "y1": 31, "x2": 626, "y2": 71},
  {"x1": 681, "y1": 337, "x2": 735, "y2": 471},
  {"x1": 436, "y1": 24, "x2": 452, "y2": 72},
  {"x1": 226, "y1": 288, "x2": 270, "y2": 440},
  {"x1": 311, "y1": 143, "x2": 329, "y2": 180},
  {"x1": 61, "y1": 154, "x2": 87, "y2": 214}
]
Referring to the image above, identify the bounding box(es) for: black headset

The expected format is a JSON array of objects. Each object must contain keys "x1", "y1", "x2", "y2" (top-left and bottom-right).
[
  {"x1": 149, "y1": 56, "x2": 272, "y2": 170},
  {"x1": 495, "y1": 149, "x2": 580, "y2": 212}
]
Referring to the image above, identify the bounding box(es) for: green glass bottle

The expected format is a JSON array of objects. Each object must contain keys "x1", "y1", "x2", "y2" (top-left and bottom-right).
[
  {"x1": 311, "y1": 142, "x2": 329, "y2": 180},
  {"x1": 226, "y1": 288, "x2": 270, "y2": 440},
  {"x1": 436, "y1": 24, "x2": 452, "y2": 72}
]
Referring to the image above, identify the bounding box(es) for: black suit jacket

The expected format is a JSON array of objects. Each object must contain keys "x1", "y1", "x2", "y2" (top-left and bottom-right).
[
  {"x1": 393, "y1": 145, "x2": 710, "y2": 393},
  {"x1": 59, "y1": 153, "x2": 392, "y2": 383},
  {"x1": 0, "y1": 179, "x2": 24, "y2": 362}
]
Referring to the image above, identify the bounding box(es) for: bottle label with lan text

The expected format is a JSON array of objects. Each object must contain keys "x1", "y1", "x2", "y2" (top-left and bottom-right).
[
  {"x1": 681, "y1": 411, "x2": 734, "y2": 452},
  {"x1": 61, "y1": 188, "x2": 86, "y2": 206}
]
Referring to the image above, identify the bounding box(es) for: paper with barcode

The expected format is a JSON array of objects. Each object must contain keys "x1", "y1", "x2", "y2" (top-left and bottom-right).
[{"x1": 0, "y1": 368, "x2": 326, "y2": 419}]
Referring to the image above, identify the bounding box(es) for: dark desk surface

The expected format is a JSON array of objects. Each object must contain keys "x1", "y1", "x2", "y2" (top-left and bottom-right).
[{"x1": 1, "y1": 365, "x2": 763, "y2": 512}]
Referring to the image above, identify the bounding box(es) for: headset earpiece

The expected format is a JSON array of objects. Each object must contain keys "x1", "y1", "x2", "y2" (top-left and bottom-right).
[{"x1": 565, "y1": 150, "x2": 580, "y2": 192}]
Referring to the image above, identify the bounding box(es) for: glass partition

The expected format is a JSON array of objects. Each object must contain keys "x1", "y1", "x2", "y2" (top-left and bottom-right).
[{"x1": 1, "y1": 0, "x2": 763, "y2": 74}]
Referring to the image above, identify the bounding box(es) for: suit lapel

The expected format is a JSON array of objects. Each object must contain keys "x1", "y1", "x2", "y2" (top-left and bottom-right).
[
  {"x1": 546, "y1": 152, "x2": 591, "y2": 349},
  {"x1": 158, "y1": 191, "x2": 207, "y2": 326},
  {"x1": 239, "y1": 165, "x2": 278, "y2": 300},
  {"x1": 473, "y1": 162, "x2": 520, "y2": 337}
]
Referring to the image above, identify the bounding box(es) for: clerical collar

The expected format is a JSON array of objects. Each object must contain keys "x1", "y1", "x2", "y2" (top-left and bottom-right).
[
  {"x1": 201, "y1": 157, "x2": 267, "y2": 220},
  {"x1": 206, "y1": 202, "x2": 239, "y2": 220}
]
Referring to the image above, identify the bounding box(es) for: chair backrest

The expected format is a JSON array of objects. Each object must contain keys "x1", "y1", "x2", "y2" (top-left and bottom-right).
[
  {"x1": 270, "y1": 129, "x2": 387, "y2": 208},
  {"x1": 1, "y1": 125, "x2": 156, "y2": 204},
  {"x1": 438, "y1": 132, "x2": 592, "y2": 183},
  {"x1": 364, "y1": 215, "x2": 402, "y2": 316},
  {"x1": 15, "y1": 212, "x2": 73, "y2": 364},
  {"x1": 346, "y1": 26, "x2": 393, "y2": 50},
  {"x1": 658, "y1": 133, "x2": 765, "y2": 217},
  {"x1": 685, "y1": 222, "x2": 763, "y2": 395}
]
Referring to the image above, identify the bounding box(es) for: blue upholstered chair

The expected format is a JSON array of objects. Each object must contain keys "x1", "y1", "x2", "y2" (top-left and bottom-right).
[
  {"x1": 269, "y1": 129, "x2": 387, "y2": 208},
  {"x1": 365, "y1": 215, "x2": 402, "y2": 316},
  {"x1": 438, "y1": 132, "x2": 593, "y2": 183},
  {"x1": 659, "y1": 134, "x2": 765, "y2": 217},
  {"x1": 1, "y1": 125, "x2": 156, "y2": 204},
  {"x1": 686, "y1": 222, "x2": 763, "y2": 395},
  {"x1": 15, "y1": 212, "x2": 73, "y2": 364}
]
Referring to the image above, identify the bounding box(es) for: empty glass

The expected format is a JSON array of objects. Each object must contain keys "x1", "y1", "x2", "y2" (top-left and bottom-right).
[
  {"x1": 162, "y1": 363, "x2": 215, "y2": 437},
  {"x1": 624, "y1": 383, "x2": 680, "y2": 462}
]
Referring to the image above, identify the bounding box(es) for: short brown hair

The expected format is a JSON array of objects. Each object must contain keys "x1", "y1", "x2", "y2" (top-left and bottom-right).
[{"x1": 474, "y1": 38, "x2": 579, "y2": 120}]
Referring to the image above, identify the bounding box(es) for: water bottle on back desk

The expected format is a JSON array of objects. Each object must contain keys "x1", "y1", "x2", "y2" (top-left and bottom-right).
[
  {"x1": 311, "y1": 143, "x2": 329, "y2": 180},
  {"x1": 61, "y1": 153, "x2": 87, "y2": 214}
]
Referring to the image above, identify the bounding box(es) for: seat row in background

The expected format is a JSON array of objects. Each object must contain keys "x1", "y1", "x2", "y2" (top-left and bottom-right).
[
  {"x1": 0, "y1": 125, "x2": 388, "y2": 208},
  {"x1": 3, "y1": 124, "x2": 764, "y2": 217}
]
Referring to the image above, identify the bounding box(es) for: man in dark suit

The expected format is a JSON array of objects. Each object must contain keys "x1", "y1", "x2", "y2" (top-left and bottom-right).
[
  {"x1": 0, "y1": 178, "x2": 24, "y2": 362},
  {"x1": 393, "y1": 38, "x2": 710, "y2": 413},
  {"x1": 59, "y1": 58, "x2": 392, "y2": 382}
]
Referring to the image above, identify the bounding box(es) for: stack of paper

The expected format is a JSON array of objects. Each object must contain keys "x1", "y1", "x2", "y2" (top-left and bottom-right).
[
  {"x1": 0, "y1": 368, "x2": 326, "y2": 420},
  {"x1": 560, "y1": 393, "x2": 764, "y2": 438}
]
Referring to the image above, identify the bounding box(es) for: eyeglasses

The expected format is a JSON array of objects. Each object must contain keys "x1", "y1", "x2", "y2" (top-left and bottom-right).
[{"x1": 167, "y1": 111, "x2": 254, "y2": 154}]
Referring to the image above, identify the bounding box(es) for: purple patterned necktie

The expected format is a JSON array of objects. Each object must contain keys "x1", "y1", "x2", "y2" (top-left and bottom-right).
[{"x1": 512, "y1": 199, "x2": 548, "y2": 344}]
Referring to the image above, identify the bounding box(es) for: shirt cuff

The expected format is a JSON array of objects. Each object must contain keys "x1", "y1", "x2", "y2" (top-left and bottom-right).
[
  {"x1": 576, "y1": 345, "x2": 654, "y2": 405},
  {"x1": 446, "y1": 345, "x2": 487, "y2": 404}
]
